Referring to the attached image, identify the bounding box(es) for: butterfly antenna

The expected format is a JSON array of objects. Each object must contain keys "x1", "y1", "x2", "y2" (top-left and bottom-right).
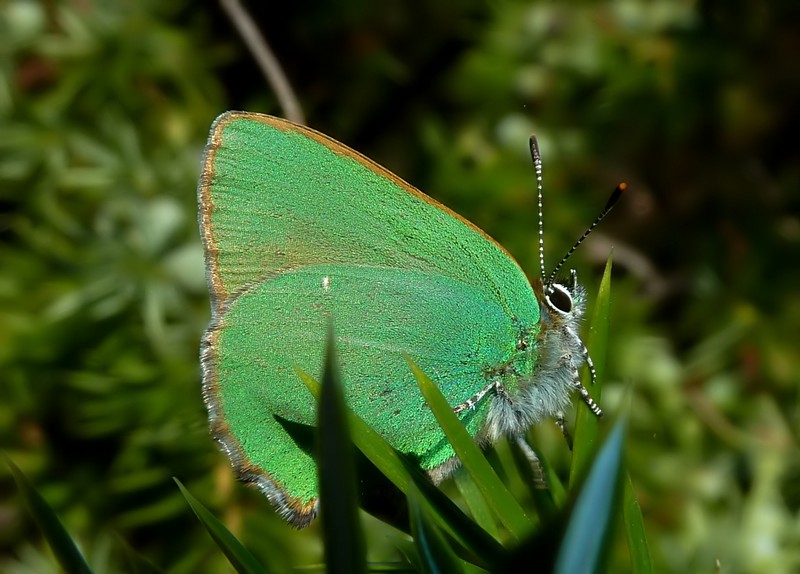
[
  {"x1": 530, "y1": 136, "x2": 547, "y2": 282},
  {"x1": 545, "y1": 182, "x2": 627, "y2": 285}
]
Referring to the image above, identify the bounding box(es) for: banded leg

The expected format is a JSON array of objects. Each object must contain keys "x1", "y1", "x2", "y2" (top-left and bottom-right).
[
  {"x1": 572, "y1": 367, "x2": 603, "y2": 417},
  {"x1": 452, "y1": 380, "x2": 509, "y2": 414},
  {"x1": 555, "y1": 411, "x2": 574, "y2": 450},
  {"x1": 514, "y1": 436, "x2": 547, "y2": 489},
  {"x1": 580, "y1": 340, "x2": 598, "y2": 386},
  {"x1": 568, "y1": 321, "x2": 597, "y2": 387}
]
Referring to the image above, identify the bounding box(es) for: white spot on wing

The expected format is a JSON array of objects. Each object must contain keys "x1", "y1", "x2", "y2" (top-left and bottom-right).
[{"x1": 322, "y1": 276, "x2": 331, "y2": 291}]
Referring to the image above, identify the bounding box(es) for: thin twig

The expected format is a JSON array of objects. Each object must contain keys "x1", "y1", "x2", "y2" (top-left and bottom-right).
[{"x1": 219, "y1": 0, "x2": 306, "y2": 125}]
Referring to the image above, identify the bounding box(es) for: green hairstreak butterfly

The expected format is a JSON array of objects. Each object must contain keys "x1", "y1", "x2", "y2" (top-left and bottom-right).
[{"x1": 198, "y1": 111, "x2": 624, "y2": 527}]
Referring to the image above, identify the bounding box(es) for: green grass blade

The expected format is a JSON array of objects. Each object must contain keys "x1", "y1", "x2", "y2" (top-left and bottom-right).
[
  {"x1": 393, "y1": 457, "x2": 503, "y2": 569},
  {"x1": 534, "y1": 443, "x2": 566, "y2": 507},
  {"x1": 453, "y1": 472, "x2": 499, "y2": 539},
  {"x1": 508, "y1": 439, "x2": 557, "y2": 520},
  {"x1": 571, "y1": 255, "x2": 613, "y2": 487},
  {"x1": 407, "y1": 358, "x2": 534, "y2": 539},
  {"x1": 408, "y1": 487, "x2": 465, "y2": 574},
  {"x1": 174, "y1": 479, "x2": 268, "y2": 574},
  {"x1": 318, "y1": 325, "x2": 367, "y2": 574},
  {"x1": 296, "y1": 368, "x2": 412, "y2": 494},
  {"x1": 296, "y1": 369, "x2": 504, "y2": 567},
  {"x1": 5, "y1": 455, "x2": 93, "y2": 574},
  {"x1": 555, "y1": 418, "x2": 626, "y2": 574},
  {"x1": 624, "y1": 473, "x2": 654, "y2": 574}
]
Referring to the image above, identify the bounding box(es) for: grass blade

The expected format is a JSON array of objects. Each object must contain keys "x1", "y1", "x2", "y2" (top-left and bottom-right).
[
  {"x1": 318, "y1": 325, "x2": 366, "y2": 574},
  {"x1": 508, "y1": 439, "x2": 557, "y2": 520},
  {"x1": 296, "y1": 368, "x2": 412, "y2": 494},
  {"x1": 555, "y1": 418, "x2": 626, "y2": 574},
  {"x1": 5, "y1": 455, "x2": 93, "y2": 574},
  {"x1": 175, "y1": 479, "x2": 268, "y2": 574},
  {"x1": 453, "y1": 472, "x2": 499, "y2": 539},
  {"x1": 408, "y1": 487, "x2": 465, "y2": 574},
  {"x1": 296, "y1": 368, "x2": 504, "y2": 568},
  {"x1": 624, "y1": 473, "x2": 654, "y2": 574},
  {"x1": 407, "y1": 358, "x2": 534, "y2": 539}
]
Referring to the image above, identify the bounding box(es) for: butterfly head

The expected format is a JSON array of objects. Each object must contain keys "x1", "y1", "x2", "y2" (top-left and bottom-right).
[
  {"x1": 544, "y1": 269, "x2": 583, "y2": 318},
  {"x1": 532, "y1": 270, "x2": 586, "y2": 334}
]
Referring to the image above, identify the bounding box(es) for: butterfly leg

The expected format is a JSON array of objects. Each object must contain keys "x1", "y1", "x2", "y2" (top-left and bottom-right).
[
  {"x1": 567, "y1": 319, "x2": 597, "y2": 386},
  {"x1": 555, "y1": 411, "x2": 574, "y2": 450},
  {"x1": 514, "y1": 435, "x2": 547, "y2": 489},
  {"x1": 452, "y1": 380, "x2": 508, "y2": 414},
  {"x1": 582, "y1": 345, "x2": 597, "y2": 386},
  {"x1": 572, "y1": 366, "x2": 603, "y2": 417},
  {"x1": 558, "y1": 347, "x2": 602, "y2": 417}
]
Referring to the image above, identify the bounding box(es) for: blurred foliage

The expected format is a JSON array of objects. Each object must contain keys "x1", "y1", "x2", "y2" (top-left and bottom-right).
[{"x1": 0, "y1": 0, "x2": 798, "y2": 572}]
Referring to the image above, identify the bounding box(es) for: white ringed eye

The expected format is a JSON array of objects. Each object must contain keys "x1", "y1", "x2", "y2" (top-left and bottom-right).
[{"x1": 545, "y1": 283, "x2": 573, "y2": 315}]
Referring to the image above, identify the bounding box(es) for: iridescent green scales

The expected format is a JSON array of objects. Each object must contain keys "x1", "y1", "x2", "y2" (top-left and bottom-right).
[{"x1": 199, "y1": 112, "x2": 579, "y2": 527}]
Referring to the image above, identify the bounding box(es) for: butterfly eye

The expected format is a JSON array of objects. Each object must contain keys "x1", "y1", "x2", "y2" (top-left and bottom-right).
[{"x1": 546, "y1": 284, "x2": 573, "y2": 314}]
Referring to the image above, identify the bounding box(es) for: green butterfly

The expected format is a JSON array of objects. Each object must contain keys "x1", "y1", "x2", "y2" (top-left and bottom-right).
[{"x1": 198, "y1": 112, "x2": 622, "y2": 527}]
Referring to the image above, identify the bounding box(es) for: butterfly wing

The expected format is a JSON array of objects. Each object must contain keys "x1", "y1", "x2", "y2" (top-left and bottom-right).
[
  {"x1": 199, "y1": 112, "x2": 540, "y2": 526},
  {"x1": 199, "y1": 113, "x2": 533, "y2": 315}
]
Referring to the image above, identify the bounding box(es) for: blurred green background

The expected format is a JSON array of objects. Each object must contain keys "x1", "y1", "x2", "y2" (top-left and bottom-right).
[{"x1": 1, "y1": 0, "x2": 798, "y2": 572}]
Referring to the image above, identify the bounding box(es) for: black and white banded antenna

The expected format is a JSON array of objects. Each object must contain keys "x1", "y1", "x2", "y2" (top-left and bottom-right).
[
  {"x1": 530, "y1": 136, "x2": 547, "y2": 281},
  {"x1": 529, "y1": 135, "x2": 626, "y2": 285},
  {"x1": 530, "y1": 136, "x2": 548, "y2": 283}
]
